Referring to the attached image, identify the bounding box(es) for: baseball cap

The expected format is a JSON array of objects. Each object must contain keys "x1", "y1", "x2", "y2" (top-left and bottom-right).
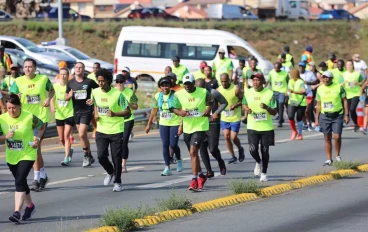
[
  {"x1": 200, "y1": 61, "x2": 207, "y2": 68},
  {"x1": 121, "y1": 67, "x2": 130, "y2": 73},
  {"x1": 166, "y1": 72, "x2": 177, "y2": 80},
  {"x1": 10, "y1": 64, "x2": 18, "y2": 69},
  {"x1": 298, "y1": 61, "x2": 306, "y2": 67},
  {"x1": 158, "y1": 77, "x2": 171, "y2": 86},
  {"x1": 58, "y1": 61, "x2": 67, "y2": 69},
  {"x1": 218, "y1": 48, "x2": 225, "y2": 54},
  {"x1": 115, "y1": 74, "x2": 125, "y2": 81},
  {"x1": 318, "y1": 61, "x2": 327, "y2": 68},
  {"x1": 250, "y1": 72, "x2": 264, "y2": 79},
  {"x1": 308, "y1": 61, "x2": 315, "y2": 66},
  {"x1": 322, "y1": 71, "x2": 333, "y2": 78},
  {"x1": 183, "y1": 73, "x2": 194, "y2": 84},
  {"x1": 172, "y1": 56, "x2": 180, "y2": 62}
]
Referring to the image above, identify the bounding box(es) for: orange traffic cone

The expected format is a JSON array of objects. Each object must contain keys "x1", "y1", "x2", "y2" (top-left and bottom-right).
[{"x1": 357, "y1": 102, "x2": 364, "y2": 128}]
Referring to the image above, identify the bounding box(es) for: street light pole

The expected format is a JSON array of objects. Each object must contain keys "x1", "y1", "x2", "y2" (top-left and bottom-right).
[{"x1": 56, "y1": 0, "x2": 68, "y2": 45}]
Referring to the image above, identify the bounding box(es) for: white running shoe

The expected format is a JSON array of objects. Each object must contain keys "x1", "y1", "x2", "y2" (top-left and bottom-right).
[
  {"x1": 104, "y1": 174, "x2": 114, "y2": 186},
  {"x1": 254, "y1": 163, "x2": 261, "y2": 176},
  {"x1": 336, "y1": 156, "x2": 342, "y2": 162},
  {"x1": 260, "y1": 173, "x2": 268, "y2": 182},
  {"x1": 113, "y1": 183, "x2": 124, "y2": 192}
]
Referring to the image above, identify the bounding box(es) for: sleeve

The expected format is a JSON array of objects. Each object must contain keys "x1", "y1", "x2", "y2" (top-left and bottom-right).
[
  {"x1": 118, "y1": 93, "x2": 128, "y2": 110},
  {"x1": 205, "y1": 90, "x2": 212, "y2": 106},
  {"x1": 363, "y1": 61, "x2": 368, "y2": 69},
  {"x1": 359, "y1": 74, "x2": 364, "y2": 82},
  {"x1": 0, "y1": 79, "x2": 6, "y2": 90},
  {"x1": 242, "y1": 94, "x2": 247, "y2": 105},
  {"x1": 340, "y1": 86, "x2": 346, "y2": 98},
  {"x1": 32, "y1": 115, "x2": 44, "y2": 130},
  {"x1": 229, "y1": 60, "x2": 234, "y2": 69},
  {"x1": 130, "y1": 92, "x2": 138, "y2": 103},
  {"x1": 151, "y1": 94, "x2": 159, "y2": 108},
  {"x1": 172, "y1": 93, "x2": 182, "y2": 109},
  {"x1": 9, "y1": 81, "x2": 19, "y2": 94},
  {"x1": 316, "y1": 90, "x2": 321, "y2": 101},
  {"x1": 0, "y1": 125, "x2": 3, "y2": 136},
  {"x1": 269, "y1": 95, "x2": 277, "y2": 109},
  {"x1": 213, "y1": 80, "x2": 219, "y2": 89},
  {"x1": 299, "y1": 82, "x2": 305, "y2": 89},
  {"x1": 184, "y1": 68, "x2": 189, "y2": 76},
  {"x1": 45, "y1": 78, "x2": 54, "y2": 92},
  {"x1": 66, "y1": 82, "x2": 71, "y2": 93},
  {"x1": 212, "y1": 89, "x2": 228, "y2": 114}
]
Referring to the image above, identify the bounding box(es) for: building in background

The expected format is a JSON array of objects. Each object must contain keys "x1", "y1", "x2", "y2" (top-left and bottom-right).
[
  {"x1": 165, "y1": 1, "x2": 208, "y2": 18},
  {"x1": 349, "y1": 2, "x2": 368, "y2": 18},
  {"x1": 63, "y1": 0, "x2": 94, "y2": 18},
  {"x1": 94, "y1": 0, "x2": 119, "y2": 17}
]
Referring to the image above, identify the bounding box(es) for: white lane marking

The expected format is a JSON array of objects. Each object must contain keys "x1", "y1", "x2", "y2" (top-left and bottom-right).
[
  {"x1": 136, "y1": 172, "x2": 221, "y2": 189},
  {"x1": 47, "y1": 177, "x2": 90, "y2": 186},
  {"x1": 0, "y1": 170, "x2": 11, "y2": 175},
  {"x1": 0, "y1": 191, "x2": 11, "y2": 195},
  {"x1": 102, "y1": 166, "x2": 145, "y2": 174}
]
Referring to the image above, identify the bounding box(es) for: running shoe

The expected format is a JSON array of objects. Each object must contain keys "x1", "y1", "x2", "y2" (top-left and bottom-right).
[
  {"x1": 354, "y1": 125, "x2": 359, "y2": 132},
  {"x1": 295, "y1": 134, "x2": 303, "y2": 140},
  {"x1": 277, "y1": 123, "x2": 282, "y2": 128},
  {"x1": 176, "y1": 160, "x2": 184, "y2": 172},
  {"x1": 254, "y1": 162, "x2": 261, "y2": 176},
  {"x1": 9, "y1": 211, "x2": 21, "y2": 223},
  {"x1": 260, "y1": 173, "x2": 268, "y2": 182},
  {"x1": 360, "y1": 128, "x2": 367, "y2": 135},
  {"x1": 323, "y1": 159, "x2": 333, "y2": 166},
  {"x1": 206, "y1": 171, "x2": 214, "y2": 178},
  {"x1": 22, "y1": 204, "x2": 36, "y2": 221},
  {"x1": 113, "y1": 183, "x2": 124, "y2": 192},
  {"x1": 30, "y1": 180, "x2": 41, "y2": 192},
  {"x1": 161, "y1": 167, "x2": 172, "y2": 176},
  {"x1": 61, "y1": 157, "x2": 70, "y2": 166},
  {"x1": 336, "y1": 156, "x2": 342, "y2": 162},
  {"x1": 68, "y1": 148, "x2": 74, "y2": 162},
  {"x1": 198, "y1": 175, "x2": 207, "y2": 190},
  {"x1": 238, "y1": 146, "x2": 245, "y2": 162},
  {"x1": 290, "y1": 131, "x2": 297, "y2": 140},
  {"x1": 188, "y1": 178, "x2": 198, "y2": 191},
  {"x1": 228, "y1": 156, "x2": 238, "y2": 164},
  {"x1": 314, "y1": 126, "x2": 321, "y2": 132},
  {"x1": 303, "y1": 124, "x2": 308, "y2": 130},
  {"x1": 219, "y1": 159, "x2": 227, "y2": 176},
  {"x1": 104, "y1": 174, "x2": 115, "y2": 186},
  {"x1": 308, "y1": 124, "x2": 313, "y2": 132},
  {"x1": 82, "y1": 154, "x2": 90, "y2": 167},
  {"x1": 40, "y1": 175, "x2": 49, "y2": 189},
  {"x1": 88, "y1": 152, "x2": 95, "y2": 165},
  {"x1": 129, "y1": 132, "x2": 134, "y2": 142}
]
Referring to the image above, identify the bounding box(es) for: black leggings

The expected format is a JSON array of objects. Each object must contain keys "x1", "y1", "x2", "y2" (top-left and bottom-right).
[
  {"x1": 122, "y1": 120, "x2": 134, "y2": 160},
  {"x1": 8, "y1": 160, "x2": 35, "y2": 194},
  {"x1": 200, "y1": 123, "x2": 225, "y2": 172},
  {"x1": 347, "y1": 97, "x2": 360, "y2": 126},
  {"x1": 307, "y1": 99, "x2": 315, "y2": 123},
  {"x1": 288, "y1": 105, "x2": 306, "y2": 121}
]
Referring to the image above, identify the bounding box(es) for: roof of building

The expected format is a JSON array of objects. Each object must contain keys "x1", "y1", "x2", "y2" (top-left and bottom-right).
[
  {"x1": 164, "y1": 2, "x2": 207, "y2": 17},
  {"x1": 349, "y1": 3, "x2": 368, "y2": 14}
]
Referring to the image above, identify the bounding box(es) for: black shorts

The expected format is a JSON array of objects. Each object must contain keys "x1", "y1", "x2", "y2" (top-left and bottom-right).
[
  {"x1": 56, "y1": 117, "x2": 75, "y2": 127},
  {"x1": 74, "y1": 108, "x2": 93, "y2": 125},
  {"x1": 247, "y1": 129, "x2": 275, "y2": 147},
  {"x1": 184, "y1": 131, "x2": 206, "y2": 149}
]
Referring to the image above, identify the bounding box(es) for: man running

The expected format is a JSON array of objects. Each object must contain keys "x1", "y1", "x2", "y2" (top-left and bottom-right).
[
  {"x1": 172, "y1": 73, "x2": 211, "y2": 191},
  {"x1": 10, "y1": 58, "x2": 55, "y2": 191},
  {"x1": 278, "y1": 45, "x2": 294, "y2": 68},
  {"x1": 243, "y1": 57, "x2": 263, "y2": 90},
  {"x1": 315, "y1": 71, "x2": 349, "y2": 166},
  {"x1": 65, "y1": 62, "x2": 99, "y2": 167},
  {"x1": 122, "y1": 67, "x2": 138, "y2": 92},
  {"x1": 331, "y1": 60, "x2": 346, "y2": 84},
  {"x1": 1, "y1": 64, "x2": 19, "y2": 96},
  {"x1": 87, "y1": 62, "x2": 101, "y2": 83},
  {"x1": 218, "y1": 73, "x2": 245, "y2": 164},
  {"x1": 233, "y1": 59, "x2": 245, "y2": 88},
  {"x1": 171, "y1": 56, "x2": 189, "y2": 85},
  {"x1": 242, "y1": 72, "x2": 277, "y2": 182},
  {"x1": 213, "y1": 48, "x2": 233, "y2": 84},
  {"x1": 193, "y1": 61, "x2": 207, "y2": 80}
]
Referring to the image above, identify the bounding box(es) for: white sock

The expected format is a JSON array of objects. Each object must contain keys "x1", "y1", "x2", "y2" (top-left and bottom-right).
[
  {"x1": 34, "y1": 171, "x2": 40, "y2": 181},
  {"x1": 40, "y1": 168, "x2": 46, "y2": 179}
]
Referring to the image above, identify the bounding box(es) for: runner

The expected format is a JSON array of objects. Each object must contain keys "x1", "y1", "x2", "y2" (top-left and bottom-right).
[
  {"x1": 301, "y1": 45, "x2": 314, "y2": 63},
  {"x1": 55, "y1": 61, "x2": 73, "y2": 83},
  {"x1": 90, "y1": 69, "x2": 131, "y2": 192},
  {"x1": 0, "y1": 93, "x2": 42, "y2": 222},
  {"x1": 51, "y1": 68, "x2": 74, "y2": 166},
  {"x1": 87, "y1": 62, "x2": 101, "y2": 83},
  {"x1": 288, "y1": 69, "x2": 306, "y2": 140},
  {"x1": 164, "y1": 66, "x2": 172, "y2": 76},
  {"x1": 0, "y1": 45, "x2": 12, "y2": 73},
  {"x1": 326, "y1": 53, "x2": 336, "y2": 71},
  {"x1": 193, "y1": 61, "x2": 207, "y2": 80},
  {"x1": 233, "y1": 59, "x2": 245, "y2": 88},
  {"x1": 331, "y1": 60, "x2": 346, "y2": 84},
  {"x1": 353, "y1": 54, "x2": 368, "y2": 79},
  {"x1": 278, "y1": 45, "x2": 294, "y2": 68},
  {"x1": 268, "y1": 62, "x2": 288, "y2": 127},
  {"x1": 242, "y1": 72, "x2": 277, "y2": 182},
  {"x1": 65, "y1": 62, "x2": 98, "y2": 167},
  {"x1": 145, "y1": 77, "x2": 183, "y2": 176},
  {"x1": 315, "y1": 71, "x2": 349, "y2": 166},
  {"x1": 243, "y1": 57, "x2": 263, "y2": 90},
  {"x1": 114, "y1": 74, "x2": 138, "y2": 172},
  {"x1": 195, "y1": 77, "x2": 227, "y2": 177},
  {"x1": 172, "y1": 73, "x2": 211, "y2": 191},
  {"x1": 122, "y1": 67, "x2": 138, "y2": 92},
  {"x1": 10, "y1": 58, "x2": 54, "y2": 191},
  {"x1": 218, "y1": 73, "x2": 245, "y2": 164},
  {"x1": 1, "y1": 64, "x2": 19, "y2": 96},
  {"x1": 171, "y1": 56, "x2": 189, "y2": 85},
  {"x1": 343, "y1": 60, "x2": 364, "y2": 132},
  {"x1": 279, "y1": 54, "x2": 291, "y2": 72},
  {"x1": 213, "y1": 48, "x2": 233, "y2": 84}
]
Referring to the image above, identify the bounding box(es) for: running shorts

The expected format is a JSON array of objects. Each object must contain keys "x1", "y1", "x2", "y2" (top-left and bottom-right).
[
  {"x1": 319, "y1": 114, "x2": 343, "y2": 135},
  {"x1": 247, "y1": 129, "x2": 275, "y2": 147},
  {"x1": 184, "y1": 131, "x2": 206, "y2": 149},
  {"x1": 56, "y1": 117, "x2": 75, "y2": 127}
]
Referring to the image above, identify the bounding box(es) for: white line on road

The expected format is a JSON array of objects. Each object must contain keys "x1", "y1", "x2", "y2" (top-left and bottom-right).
[
  {"x1": 47, "y1": 177, "x2": 90, "y2": 186},
  {"x1": 102, "y1": 166, "x2": 145, "y2": 174}
]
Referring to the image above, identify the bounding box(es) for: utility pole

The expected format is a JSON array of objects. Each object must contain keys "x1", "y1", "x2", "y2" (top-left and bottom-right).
[{"x1": 55, "y1": 0, "x2": 68, "y2": 45}]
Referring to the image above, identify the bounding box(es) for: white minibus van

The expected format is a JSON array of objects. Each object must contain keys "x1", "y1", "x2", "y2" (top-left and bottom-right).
[{"x1": 114, "y1": 26, "x2": 273, "y2": 82}]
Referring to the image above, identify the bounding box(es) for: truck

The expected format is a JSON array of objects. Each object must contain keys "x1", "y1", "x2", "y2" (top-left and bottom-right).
[
  {"x1": 207, "y1": 4, "x2": 259, "y2": 20},
  {"x1": 256, "y1": 0, "x2": 309, "y2": 20}
]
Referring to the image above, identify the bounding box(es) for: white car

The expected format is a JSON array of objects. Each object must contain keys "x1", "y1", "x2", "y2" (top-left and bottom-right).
[{"x1": 39, "y1": 43, "x2": 114, "y2": 72}]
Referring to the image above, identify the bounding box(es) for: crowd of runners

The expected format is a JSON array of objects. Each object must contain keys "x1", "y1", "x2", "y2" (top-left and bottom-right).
[{"x1": 0, "y1": 43, "x2": 367, "y2": 223}]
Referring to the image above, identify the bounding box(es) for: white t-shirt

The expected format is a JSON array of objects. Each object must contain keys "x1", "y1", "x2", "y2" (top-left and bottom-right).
[
  {"x1": 354, "y1": 60, "x2": 367, "y2": 78},
  {"x1": 281, "y1": 66, "x2": 290, "y2": 73},
  {"x1": 300, "y1": 70, "x2": 317, "y2": 97}
]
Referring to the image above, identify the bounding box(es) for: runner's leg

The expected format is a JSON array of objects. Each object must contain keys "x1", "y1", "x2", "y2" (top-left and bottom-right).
[
  {"x1": 110, "y1": 132, "x2": 123, "y2": 184},
  {"x1": 122, "y1": 120, "x2": 134, "y2": 171}
]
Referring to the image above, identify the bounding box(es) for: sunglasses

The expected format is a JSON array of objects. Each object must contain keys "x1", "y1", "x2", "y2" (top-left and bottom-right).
[
  {"x1": 116, "y1": 80, "x2": 124, "y2": 84},
  {"x1": 219, "y1": 52, "x2": 225, "y2": 55}
]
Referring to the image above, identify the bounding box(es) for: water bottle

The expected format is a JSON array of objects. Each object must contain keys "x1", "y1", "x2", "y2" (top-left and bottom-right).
[{"x1": 7, "y1": 128, "x2": 16, "y2": 142}]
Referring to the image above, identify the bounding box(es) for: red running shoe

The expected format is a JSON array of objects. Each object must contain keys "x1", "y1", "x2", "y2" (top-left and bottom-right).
[
  {"x1": 188, "y1": 178, "x2": 198, "y2": 191},
  {"x1": 198, "y1": 175, "x2": 207, "y2": 190}
]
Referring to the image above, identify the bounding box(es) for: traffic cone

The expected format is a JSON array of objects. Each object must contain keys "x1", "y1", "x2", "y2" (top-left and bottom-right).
[
  {"x1": 357, "y1": 102, "x2": 364, "y2": 128},
  {"x1": 69, "y1": 135, "x2": 75, "y2": 145}
]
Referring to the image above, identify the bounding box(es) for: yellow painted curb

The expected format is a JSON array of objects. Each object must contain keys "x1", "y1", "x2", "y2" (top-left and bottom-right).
[
  {"x1": 357, "y1": 164, "x2": 368, "y2": 172},
  {"x1": 133, "y1": 209, "x2": 192, "y2": 227},
  {"x1": 87, "y1": 226, "x2": 118, "y2": 232},
  {"x1": 260, "y1": 183, "x2": 293, "y2": 197},
  {"x1": 330, "y1": 169, "x2": 359, "y2": 177}
]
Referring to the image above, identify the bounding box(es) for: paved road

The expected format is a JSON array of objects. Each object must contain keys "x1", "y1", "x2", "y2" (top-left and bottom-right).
[
  {"x1": 150, "y1": 172, "x2": 368, "y2": 232},
  {"x1": 0, "y1": 124, "x2": 367, "y2": 232}
]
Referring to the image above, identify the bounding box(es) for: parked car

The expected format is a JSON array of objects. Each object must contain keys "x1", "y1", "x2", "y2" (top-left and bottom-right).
[
  {"x1": 207, "y1": 4, "x2": 258, "y2": 20},
  {"x1": 38, "y1": 42, "x2": 114, "y2": 72},
  {"x1": 5, "y1": 49, "x2": 59, "y2": 82},
  {"x1": 127, "y1": 8, "x2": 178, "y2": 19},
  {"x1": 318, "y1": 9, "x2": 359, "y2": 21},
  {"x1": 0, "y1": 36, "x2": 76, "y2": 69},
  {"x1": 0, "y1": 10, "x2": 13, "y2": 21},
  {"x1": 37, "y1": 6, "x2": 91, "y2": 20}
]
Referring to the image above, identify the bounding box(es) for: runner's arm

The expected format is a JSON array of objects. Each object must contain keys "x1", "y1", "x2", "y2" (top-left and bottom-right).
[
  {"x1": 45, "y1": 79, "x2": 55, "y2": 102},
  {"x1": 172, "y1": 94, "x2": 187, "y2": 117},
  {"x1": 360, "y1": 80, "x2": 368, "y2": 96},
  {"x1": 147, "y1": 96, "x2": 159, "y2": 127},
  {"x1": 211, "y1": 89, "x2": 228, "y2": 114},
  {"x1": 262, "y1": 96, "x2": 277, "y2": 116},
  {"x1": 133, "y1": 78, "x2": 138, "y2": 92},
  {"x1": 65, "y1": 82, "x2": 73, "y2": 101},
  {"x1": 112, "y1": 94, "x2": 131, "y2": 117},
  {"x1": 32, "y1": 115, "x2": 45, "y2": 140},
  {"x1": 128, "y1": 92, "x2": 138, "y2": 110},
  {"x1": 233, "y1": 86, "x2": 244, "y2": 108}
]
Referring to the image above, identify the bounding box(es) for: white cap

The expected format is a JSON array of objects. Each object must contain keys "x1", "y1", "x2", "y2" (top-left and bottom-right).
[
  {"x1": 183, "y1": 73, "x2": 195, "y2": 84},
  {"x1": 121, "y1": 67, "x2": 130, "y2": 73},
  {"x1": 322, "y1": 71, "x2": 333, "y2": 78}
]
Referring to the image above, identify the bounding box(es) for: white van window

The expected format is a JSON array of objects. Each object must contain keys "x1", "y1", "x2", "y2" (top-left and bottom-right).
[
  {"x1": 122, "y1": 41, "x2": 219, "y2": 60},
  {"x1": 227, "y1": 46, "x2": 253, "y2": 60}
]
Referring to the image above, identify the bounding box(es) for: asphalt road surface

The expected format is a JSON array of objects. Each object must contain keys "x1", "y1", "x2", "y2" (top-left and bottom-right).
[{"x1": 0, "y1": 124, "x2": 367, "y2": 232}]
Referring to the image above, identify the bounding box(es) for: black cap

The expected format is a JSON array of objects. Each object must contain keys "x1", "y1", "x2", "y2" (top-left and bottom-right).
[
  {"x1": 158, "y1": 77, "x2": 172, "y2": 87},
  {"x1": 115, "y1": 74, "x2": 125, "y2": 81},
  {"x1": 284, "y1": 45, "x2": 290, "y2": 53},
  {"x1": 318, "y1": 61, "x2": 327, "y2": 68},
  {"x1": 172, "y1": 56, "x2": 180, "y2": 62}
]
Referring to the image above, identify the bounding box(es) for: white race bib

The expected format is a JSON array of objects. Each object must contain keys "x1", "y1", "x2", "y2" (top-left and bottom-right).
[
  {"x1": 348, "y1": 82, "x2": 355, "y2": 88},
  {"x1": 74, "y1": 90, "x2": 87, "y2": 100},
  {"x1": 187, "y1": 109, "x2": 201, "y2": 118},
  {"x1": 57, "y1": 99, "x2": 68, "y2": 107},
  {"x1": 26, "y1": 94, "x2": 40, "y2": 104},
  {"x1": 275, "y1": 81, "x2": 283, "y2": 87},
  {"x1": 223, "y1": 110, "x2": 234, "y2": 117},
  {"x1": 97, "y1": 106, "x2": 109, "y2": 116},
  {"x1": 161, "y1": 112, "x2": 172, "y2": 120},
  {"x1": 254, "y1": 113, "x2": 267, "y2": 122},
  {"x1": 323, "y1": 102, "x2": 334, "y2": 110}
]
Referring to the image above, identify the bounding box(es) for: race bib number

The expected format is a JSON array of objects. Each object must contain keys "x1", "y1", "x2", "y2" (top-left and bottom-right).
[
  {"x1": 161, "y1": 112, "x2": 172, "y2": 120},
  {"x1": 223, "y1": 110, "x2": 234, "y2": 117},
  {"x1": 348, "y1": 82, "x2": 355, "y2": 88},
  {"x1": 275, "y1": 81, "x2": 283, "y2": 87},
  {"x1": 97, "y1": 106, "x2": 109, "y2": 116},
  {"x1": 187, "y1": 109, "x2": 201, "y2": 118},
  {"x1": 7, "y1": 140, "x2": 24, "y2": 151},
  {"x1": 26, "y1": 94, "x2": 40, "y2": 104},
  {"x1": 74, "y1": 90, "x2": 87, "y2": 100},
  {"x1": 254, "y1": 113, "x2": 267, "y2": 122},
  {"x1": 57, "y1": 99, "x2": 68, "y2": 107},
  {"x1": 219, "y1": 66, "x2": 227, "y2": 72},
  {"x1": 323, "y1": 102, "x2": 334, "y2": 110}
]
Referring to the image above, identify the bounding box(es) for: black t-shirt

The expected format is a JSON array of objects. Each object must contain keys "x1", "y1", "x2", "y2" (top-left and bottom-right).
[
  {"x1": 205, "y1": 79, "x2": 219, "y2": 92},
  {"x1": 66, "y1": 78, "x2": 99, "y2": 111}
]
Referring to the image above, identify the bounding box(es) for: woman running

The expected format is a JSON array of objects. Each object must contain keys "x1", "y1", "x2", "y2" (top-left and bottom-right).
[
  {"x1": 51, "y1": 68, "x2": 74, "y2": 166},
  {"x1": 288, "y1": 69, "x2": 306, "y2": 140},
  {"x1": 145, "y1": 77, "x2": 183, "y2": 176},
  {"x1": 0, "y1": 93, "x2": 43, "y2": 222}
]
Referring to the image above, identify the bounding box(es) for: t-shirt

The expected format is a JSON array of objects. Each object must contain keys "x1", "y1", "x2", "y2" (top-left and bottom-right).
[
  {"x1": 243, "y1": 69, "x2": 263, "y2": 87},
  {"x1": 300, "y1": 70, "x2": 316, "y2": 97},
  {"x1": 205, "y1": 79, "x2": 219, "y2": 92},
  {"x1": 66, "y1": 77, "x2": 99, "y2": 111},
  {"x1": 354, "y1": 60, "x2": 368, "y2": 78}
]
